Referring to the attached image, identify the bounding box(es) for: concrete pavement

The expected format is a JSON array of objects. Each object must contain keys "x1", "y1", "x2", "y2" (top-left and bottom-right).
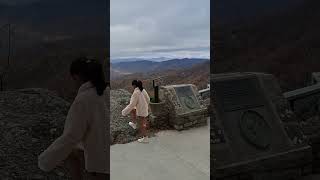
[{"x1": 110, "y1": 124, "x2": 210, "y2": 180}]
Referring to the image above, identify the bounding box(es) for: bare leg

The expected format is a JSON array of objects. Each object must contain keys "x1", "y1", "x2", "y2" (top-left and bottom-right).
[
  {"x1": 139, "y1": 116, "x2": 148, "y2": 137},
  {"x1": 130, "y1": 109, "x2": 137, "y2": 124}
]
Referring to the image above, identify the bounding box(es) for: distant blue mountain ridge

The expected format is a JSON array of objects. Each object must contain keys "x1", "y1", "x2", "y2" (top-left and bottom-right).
[
  {"x1": 111, "y1": 57, "x2": 173, "y2": 63},
  {"x1": 111, "y1": 58, "x2": 210, "y2": 74}
]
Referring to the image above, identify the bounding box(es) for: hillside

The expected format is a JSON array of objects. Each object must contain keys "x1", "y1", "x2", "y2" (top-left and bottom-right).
[
  {"x1": 111, "y1": 60, "x2": 210, "y2": 96},
  {"x1": 110, "y1": 67, "x2": 131, "y2": 80},
  {"x1": 111, "y1": 58, "x2": 209, "y2": 75},
  {"x1": 213, "y1": 0, "x2": 320, "y2": 91}
]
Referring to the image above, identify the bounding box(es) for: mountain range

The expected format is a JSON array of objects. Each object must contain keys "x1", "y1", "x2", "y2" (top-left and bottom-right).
[
  {"x1": 111, "y1": 58, "x2": 209, "y2": 79},
  {"x1": 111, "y1": 60, "x2": 210, "y2": 96},
  {"x1": 111, "y1": 57, "x2": 172, "y2": 63}
]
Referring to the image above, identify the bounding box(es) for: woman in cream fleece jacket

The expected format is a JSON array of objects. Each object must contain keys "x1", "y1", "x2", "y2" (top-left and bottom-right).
[
  {"x1": 38, "y1": 58, "x2": 109, "y2": 180},
  {"x1": 122, "y1": 80, "x2": 150, "y2": 143}
]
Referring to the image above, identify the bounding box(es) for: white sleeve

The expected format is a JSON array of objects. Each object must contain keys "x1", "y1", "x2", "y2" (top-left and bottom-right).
[
  {"x1": 144, "y1": 90, "x2": 150, "y2": 104},
  {"x1": 38, "y1": 100, "x2": 88, "y2": 172},
  {"x1": 122, "y1": 91, "x2": 138, "y2": 116}
]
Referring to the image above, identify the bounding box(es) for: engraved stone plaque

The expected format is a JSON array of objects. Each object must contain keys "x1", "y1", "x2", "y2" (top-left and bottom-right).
[
  {"x1": 239, "y1": 110, "x2": 272, "y2": 149},
  {"x1": 174, "y1": 86, "x2": 201, "y2": 112}
]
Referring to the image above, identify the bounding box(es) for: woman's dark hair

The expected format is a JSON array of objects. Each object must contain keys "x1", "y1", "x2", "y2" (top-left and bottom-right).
[
  {"x1": 70, "y1": 57, "x2": 107, "y2": 96},
  {"x1": 132, "y1": 80, "x2": 144, "y2": 91}
]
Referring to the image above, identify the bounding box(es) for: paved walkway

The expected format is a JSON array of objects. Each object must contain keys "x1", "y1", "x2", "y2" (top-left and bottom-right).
[{"x1": 110, "y1": 124, "x2": 210, "y2": 180}]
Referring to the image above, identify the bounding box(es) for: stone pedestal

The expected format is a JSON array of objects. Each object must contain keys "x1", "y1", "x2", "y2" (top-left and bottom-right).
[
  {"x1": 149, "y1": 101, "x2": 166, "y2": 116},
  {"x1": 211, "y1": 72, "x2": 313, "y2": 180},
  {"x1": 149, "y1": 101, "x2": 170, "y2": 129}
]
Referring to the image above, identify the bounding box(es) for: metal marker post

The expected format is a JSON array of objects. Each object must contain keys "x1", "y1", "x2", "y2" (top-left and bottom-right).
[
  {"x1": 153, "y1": 79, "x2": 159, "y2": 103},
  {"x1": 0, "y1": 77, "x2": 2, "y2": 91},
  {"x1": 0, "y1": 24, "x2": 12, "y2": 91},
  {"x1": 4, "y1": 24, "x2": 10, "y2": 91},
  {"x1": 7, "y1": 24, "x2": 10, "y2": 67}
]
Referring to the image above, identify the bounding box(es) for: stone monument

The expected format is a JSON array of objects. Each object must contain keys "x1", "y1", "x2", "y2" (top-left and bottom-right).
[
  {"x1": 284, "y1": 83, "x2": 320, "y2": 172},
  {"x1": 211, "y1": 72, "x2": 312, "y2": 180},
  {"x1": 284, "y1": 83, "x2": 320, "y2": 121},
  {"x1": 311, "y1": 72, "x2": 320, "y2": 85},
  {"x1": 150, "y1": 84, "x2": 208, "y2": 130},
  {"x1": 199, "y1": 85, "x2": 210, "y2": 100}
]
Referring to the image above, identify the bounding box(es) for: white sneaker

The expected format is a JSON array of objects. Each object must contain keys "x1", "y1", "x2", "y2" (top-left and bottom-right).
[
  {"x1": 137, "y1": 137, "x2": 149, "y2": 143},
  {"x1": 129, "y1": 122, "x2": 137, "y2": 129}
]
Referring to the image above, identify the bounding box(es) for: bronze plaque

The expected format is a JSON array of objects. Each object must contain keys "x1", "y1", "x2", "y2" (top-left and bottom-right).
[
  {"x1": 174, "y1": 86, "x2": 201, "y2": 112},
  {"x1": 239, "y1": 110, "x2": 272, "y2": 149}
]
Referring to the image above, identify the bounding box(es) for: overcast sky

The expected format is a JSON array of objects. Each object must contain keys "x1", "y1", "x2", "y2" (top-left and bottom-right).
[
  {"x1": 0, "y1": 0, "x2": 40, "y2": 6},
  {"x1": 111, "y1": 0, "x2": 210, "y2": 60}
]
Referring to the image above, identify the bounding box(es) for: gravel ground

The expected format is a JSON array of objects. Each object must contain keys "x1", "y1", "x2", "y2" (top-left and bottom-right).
[
  {"x1": 0, "y1": 88, "x2": 70, "y2": 179},
  {"x1": 0, "y1": 88, "x2": 160, "y2": 179}
]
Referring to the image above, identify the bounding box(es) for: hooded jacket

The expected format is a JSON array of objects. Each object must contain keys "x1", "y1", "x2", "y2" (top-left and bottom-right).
[{"x1": 38, "y1": 81, "x2": 109, "y2": 174}]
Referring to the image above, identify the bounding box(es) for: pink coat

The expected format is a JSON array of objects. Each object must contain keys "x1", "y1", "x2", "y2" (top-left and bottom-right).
[
  {"x1": 122, "y1": 87, "x2": 150, "y2": 117},
  {"x1": 38, "y1": 82, "x2": 109, "y2": 173}
]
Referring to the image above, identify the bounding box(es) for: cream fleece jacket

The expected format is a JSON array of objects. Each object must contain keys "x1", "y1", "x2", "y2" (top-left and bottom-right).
[
  {"x1": 38, "y1": 82, "x2": 109, "y2": 174},
  {"x1": 122, "y1": 87, "x2": 150, "y2": 117}
]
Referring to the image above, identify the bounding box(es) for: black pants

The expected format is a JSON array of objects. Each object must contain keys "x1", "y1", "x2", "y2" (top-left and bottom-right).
[
  {"x1": 85, "y1": 171, "x2": 110, "y2": 180},
  {"x1": 66, "y1": 149, "x2": 109, "y2": 180}
]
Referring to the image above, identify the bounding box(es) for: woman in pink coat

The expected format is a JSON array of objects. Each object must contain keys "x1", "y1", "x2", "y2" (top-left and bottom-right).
[
  {"x1": 38, "y1": 57, "x2": 109, "y2": 180},
  {"x1": 122, "y1": 80, "x2": 150, "y2": 143}
]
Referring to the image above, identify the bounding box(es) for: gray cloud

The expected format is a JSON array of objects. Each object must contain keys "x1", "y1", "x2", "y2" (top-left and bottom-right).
[{"x1": 111, "y1": 0, "x2": 210, "y2": 59}]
